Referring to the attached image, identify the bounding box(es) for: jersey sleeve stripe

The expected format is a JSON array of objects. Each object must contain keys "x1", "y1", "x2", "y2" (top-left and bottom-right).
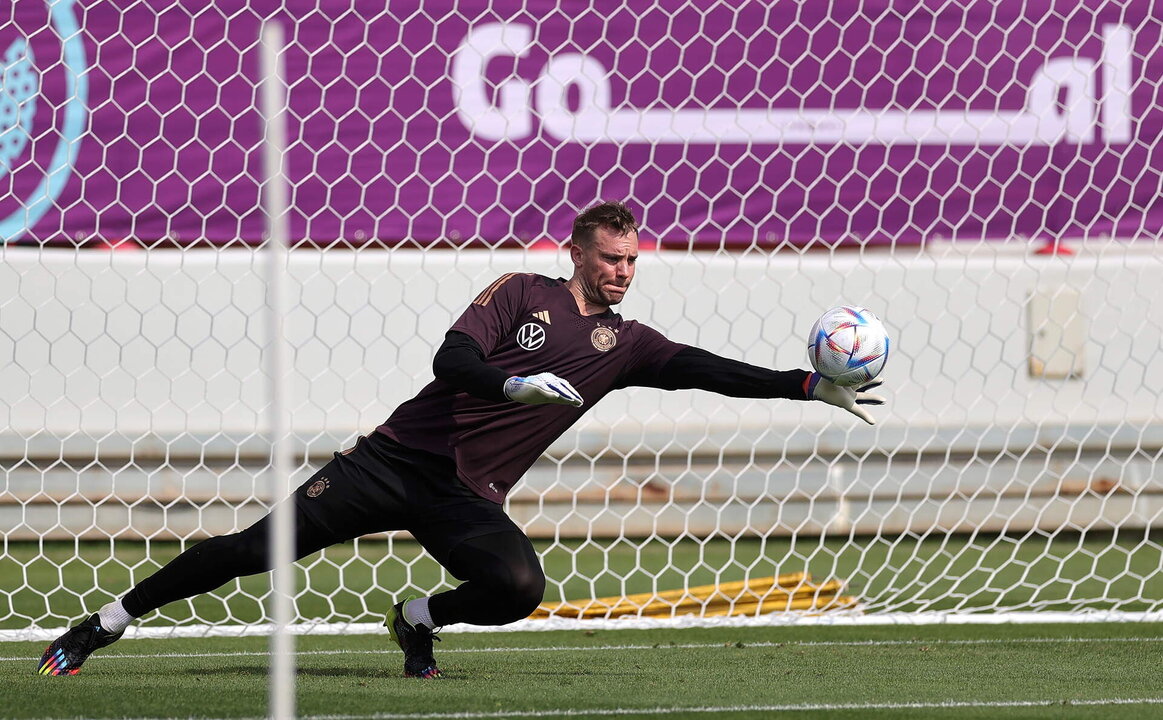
[
  {"x1": 471, "y1": 272, "x2": 518, "y2": 306},
  {"x1": 471, "y1": 274, "x2": 510, "y2": 306}
]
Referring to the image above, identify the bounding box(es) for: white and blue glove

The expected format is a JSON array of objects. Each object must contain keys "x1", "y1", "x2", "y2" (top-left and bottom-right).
[
  {"x1": 807, "y1": 373, "x2": 885, "y2": 425},
  {"x1": 504, "y1": 373, "x2": 584, "y2": 407}
]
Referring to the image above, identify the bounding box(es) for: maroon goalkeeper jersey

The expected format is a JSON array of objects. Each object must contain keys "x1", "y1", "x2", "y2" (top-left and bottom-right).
[{"x1": 377, "y1": 273, "x2": 686, "y2": 503}]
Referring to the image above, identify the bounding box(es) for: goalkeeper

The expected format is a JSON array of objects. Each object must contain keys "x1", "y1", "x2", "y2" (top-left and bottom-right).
[{"x1": 38, "y1": 201, "x2": 885, "y2": 679}]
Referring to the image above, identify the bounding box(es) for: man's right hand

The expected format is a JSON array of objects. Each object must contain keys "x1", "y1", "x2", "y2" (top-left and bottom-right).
[{"x1": 504, "y1": 373, "x2": 584, "y2": 407}]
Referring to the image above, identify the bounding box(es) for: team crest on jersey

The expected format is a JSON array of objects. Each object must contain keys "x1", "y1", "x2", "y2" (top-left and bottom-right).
[
  {"x1": 591, "y1": 326, "x2": 617, "y2": 352},
  {"x1": 516, "y1": 322, "x2": 546, "y2": 351},
  {"x1": 306, "y1": 477, "x2": 330, "y2": 498}
]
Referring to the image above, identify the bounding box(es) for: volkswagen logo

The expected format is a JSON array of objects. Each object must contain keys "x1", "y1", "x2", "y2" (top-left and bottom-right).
[{"x1": 516, "y1": 322, "x2": 546, "y2": 351}]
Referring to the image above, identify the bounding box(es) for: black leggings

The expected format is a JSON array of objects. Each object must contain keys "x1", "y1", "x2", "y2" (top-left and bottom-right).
[
  {"x1": 121, "y1": 513, "x2": 544, "y2": 627},
  {"x1": 121, "y1": 435, "x2": 546, "y2": 627}
]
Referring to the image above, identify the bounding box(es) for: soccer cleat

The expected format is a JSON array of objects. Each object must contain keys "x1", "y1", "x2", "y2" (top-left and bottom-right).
[
  {"x1": 385, "y1": 597, "x2": 442, "y2": 678},
  {"x1": 36, "y1": 613, "x2": 124, "y2": 676}
]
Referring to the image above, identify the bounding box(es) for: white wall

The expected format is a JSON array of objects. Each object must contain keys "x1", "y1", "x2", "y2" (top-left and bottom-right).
[{"x1": 5, "y1": 244, "x2": 1162, "y2": 444}]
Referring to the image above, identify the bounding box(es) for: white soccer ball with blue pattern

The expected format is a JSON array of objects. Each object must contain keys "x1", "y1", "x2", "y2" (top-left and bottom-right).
[{"x1": 807, "y1": 306, "x2": 890, "y2": 387}]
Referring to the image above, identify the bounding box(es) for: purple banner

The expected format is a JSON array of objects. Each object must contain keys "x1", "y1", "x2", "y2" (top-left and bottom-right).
[{"x1": 4, "y1": 1, "x2": 1163, "y2": 248}]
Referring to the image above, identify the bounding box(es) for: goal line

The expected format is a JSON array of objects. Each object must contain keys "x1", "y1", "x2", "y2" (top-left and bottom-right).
[{"x1": 7, "y1": 610, "x2": 1163, "y2": 644}]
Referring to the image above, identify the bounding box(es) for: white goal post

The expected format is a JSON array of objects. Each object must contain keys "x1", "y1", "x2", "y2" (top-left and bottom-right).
[{"x1": 3, "y1": 1, "x2": 1163, "y2": 639}]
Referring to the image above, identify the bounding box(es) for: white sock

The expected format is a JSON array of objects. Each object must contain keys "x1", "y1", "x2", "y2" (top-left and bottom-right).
[
  {"x1": 402, "y1": 596, "x2": 435, "y2": 630},
  {"x1": 97, "y1": 599, "x2": 135, "y2": 635}
]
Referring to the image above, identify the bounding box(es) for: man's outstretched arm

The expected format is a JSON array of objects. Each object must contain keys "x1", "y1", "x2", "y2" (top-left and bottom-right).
[
  {"x1": 432, "y1": 331, "x2": 583, "y2": 407},
  {"x1": 647, "y1": 347, "x2": 885, "y2": 425},
  {"x1": 650, "y1": 346, "x2": 809, "y2": 398}
]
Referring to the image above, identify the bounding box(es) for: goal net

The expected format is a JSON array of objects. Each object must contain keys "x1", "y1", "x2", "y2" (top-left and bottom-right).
[{"x1": 4, "y1": 1, "x2": 1163, "y2": 638}]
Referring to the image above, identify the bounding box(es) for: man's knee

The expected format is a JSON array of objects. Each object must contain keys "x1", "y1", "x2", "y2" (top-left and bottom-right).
[
  {"x1": 473, "y1": 559, "x2": 544, "y2": 623},
  {"x1": 439, "y1": 531, "x2": 547, "y2": 624},
  {"x1": 505, "y1": 561, "x2": 546, "y2": 616}
]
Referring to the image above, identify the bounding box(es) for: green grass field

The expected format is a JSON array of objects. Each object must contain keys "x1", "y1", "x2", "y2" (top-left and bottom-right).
[
  {"x1": 3, "y1": 622, "x2": 1163, "y2": 719},
  {"x1": 4, "y1": 533, "x2": 1163, "y2": 718}
]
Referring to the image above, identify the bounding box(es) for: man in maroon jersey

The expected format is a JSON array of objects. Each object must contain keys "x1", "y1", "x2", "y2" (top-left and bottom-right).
[{"x1": 38, "y1": 201, "x2": 884, "y2": 679}]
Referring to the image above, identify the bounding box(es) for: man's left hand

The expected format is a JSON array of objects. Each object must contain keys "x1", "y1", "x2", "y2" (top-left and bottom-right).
[{"x1": 806, "y1": 374, "x2": 885, "y2": 425}]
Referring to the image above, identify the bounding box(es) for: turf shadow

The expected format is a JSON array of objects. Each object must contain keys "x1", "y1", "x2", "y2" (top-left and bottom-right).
[{"x1": 186, "y1": 665, "x2": 466, "y2": 680}]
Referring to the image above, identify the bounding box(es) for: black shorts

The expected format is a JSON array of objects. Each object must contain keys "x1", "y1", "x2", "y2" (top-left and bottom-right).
[{"x1": 291, "y1": 431, "x2": 522, "y2": 568}]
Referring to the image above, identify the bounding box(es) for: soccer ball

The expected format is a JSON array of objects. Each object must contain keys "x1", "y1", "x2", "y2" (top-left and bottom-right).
[{"x1": 807, "y1": 306, "x2": 890, "y2": 387}]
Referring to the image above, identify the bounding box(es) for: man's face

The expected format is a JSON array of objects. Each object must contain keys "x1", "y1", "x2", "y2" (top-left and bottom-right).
[{"x1": 571, "y1": 226, "x2": 639, "y2": 308}]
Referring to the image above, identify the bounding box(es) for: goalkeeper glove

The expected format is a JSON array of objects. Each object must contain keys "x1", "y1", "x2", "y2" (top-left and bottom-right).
[
  {"x1": 504, "y1": 372, "x2": 584, "y2": 407},
  {"x1": 805, "y1": 373, "x2": 885, "y2": 425}
]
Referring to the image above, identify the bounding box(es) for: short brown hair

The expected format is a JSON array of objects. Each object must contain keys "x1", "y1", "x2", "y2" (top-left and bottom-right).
[{"x1": 571, "y1": 201, "x2": 639, "y2": 248}]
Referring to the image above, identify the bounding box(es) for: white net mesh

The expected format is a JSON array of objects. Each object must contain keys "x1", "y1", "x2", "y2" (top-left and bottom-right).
[{"x1": 3, "y1": 1, "x2": 1163, "y2": 633}]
